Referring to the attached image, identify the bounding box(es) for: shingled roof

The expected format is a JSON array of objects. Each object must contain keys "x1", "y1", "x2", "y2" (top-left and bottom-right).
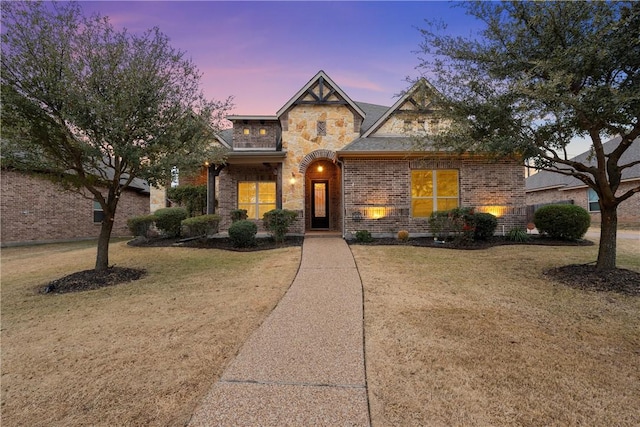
[{"x1": 525, "y1": 136, "x2": 640, "y2": 192}]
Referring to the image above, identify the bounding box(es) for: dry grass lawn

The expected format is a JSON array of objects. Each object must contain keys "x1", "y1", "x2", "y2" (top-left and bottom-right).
[
  {"x1": 353, "y1": 238, "x2": 640, "y2": 426},
  {"x1": 1, "y1": 240, "x2": 301, "y2": 426}
]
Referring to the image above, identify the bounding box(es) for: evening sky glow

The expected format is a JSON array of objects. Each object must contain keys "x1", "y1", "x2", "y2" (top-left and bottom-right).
[{"x1": 78, "y1": 1, "x2": 591, "y2": 157}]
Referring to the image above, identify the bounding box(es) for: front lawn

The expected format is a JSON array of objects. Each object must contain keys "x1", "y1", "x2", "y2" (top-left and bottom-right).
[
  {"x1": 354, "y1": 238, "x2": 640, "y2": 426},
  {"x1": 1, "y1": 240, "x2": 301, "y2": 426}
]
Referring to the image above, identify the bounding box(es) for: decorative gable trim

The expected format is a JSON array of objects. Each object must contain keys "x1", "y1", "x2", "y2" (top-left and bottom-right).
[
  {"x1": 360, "y1": 78, "x2": 442, "y2": 138},
  {"x1": 276, "y1": 70, "x2": 365, "y2": 119}
]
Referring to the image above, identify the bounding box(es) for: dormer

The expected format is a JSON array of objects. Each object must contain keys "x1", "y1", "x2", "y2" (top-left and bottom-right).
[{"x1": 227, "y1": 115, "x2": 281, "y2": 151}]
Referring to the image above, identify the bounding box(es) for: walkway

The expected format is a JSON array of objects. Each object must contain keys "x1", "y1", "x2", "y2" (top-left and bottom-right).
[{"x1": 189, "y1": 235, "x2": 370, "y2": 426}]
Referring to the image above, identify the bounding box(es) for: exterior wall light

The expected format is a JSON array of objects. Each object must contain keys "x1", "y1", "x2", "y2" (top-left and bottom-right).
[{"x1": 317, "y1": 165, "x2": 324, "y2": 172}]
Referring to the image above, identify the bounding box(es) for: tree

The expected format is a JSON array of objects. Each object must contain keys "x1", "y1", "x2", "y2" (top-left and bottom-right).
[
  {"x1": 415, "y1": 1, "x2": 639, "y2": 270},
  {"x1": 1, "y1": 1, "x2": 232, "y2": 271}
]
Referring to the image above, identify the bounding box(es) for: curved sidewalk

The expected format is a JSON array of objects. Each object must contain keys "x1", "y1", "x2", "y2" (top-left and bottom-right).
[{"x1": 189, "y1": 235, "x2": 370, "y2": 426}]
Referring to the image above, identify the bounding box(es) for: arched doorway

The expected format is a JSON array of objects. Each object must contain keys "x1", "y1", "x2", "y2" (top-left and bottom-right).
[{"x1": 304, "y1": 159, "x2": 341, "y2": 231}]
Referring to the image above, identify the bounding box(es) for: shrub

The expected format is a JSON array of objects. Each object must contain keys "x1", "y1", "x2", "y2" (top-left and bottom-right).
[
  {"x1": 397, "y1": 230, "x2": 409, "y2": 242},
  {"x1": 154, "y1": 207, "x2": 188, "y2": 238},
  {"x1": 263, "y1": 209, "x2": 298, "y2": 244},
  {"x1": 473, "y1": 212, "x2": 498, "y2": 241},
  {"x1": 127, "y1": 214, "x2": 156, "y2": 237},
  {"x1": 534, "y1": 204, "x2": 591, "y2": 240},
  {"x1": 506, "y1": 227, "x2": 530, "y2": 242},
  {"x1": 167, "y1": 184, "x2": 207, "y2": 217},
  {"x1": 181, "y1": 214, "x2": 221, "y2": 238},
  {"x1": 355, "y1": 230, "x2": 373, "y2": 243},
  {"x1": 429, "y1": 207, "x2": 475, "y2": 244},
  {"x1": 228, "y1": 220, "x2": 257, "y2": 248},
  {"x1": 230, "y1": 209, "x2": 248, "y2": 223}
]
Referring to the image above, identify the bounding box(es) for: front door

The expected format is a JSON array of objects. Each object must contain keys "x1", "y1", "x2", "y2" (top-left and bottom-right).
[{"x1": 311, "y1": 180, "x2": 329, "y2": 229}]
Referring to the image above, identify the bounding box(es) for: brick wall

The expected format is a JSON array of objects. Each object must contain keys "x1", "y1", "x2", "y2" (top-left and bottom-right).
[
  {"x1": 343, "y1": 157, "x2": 526, "y2": 237},
  {"x1": 1, "y1": 170, "x2": 149, "y2": 245},
  {"x1": 526, "y1": 180, "x2": 640, "y2": 227}
]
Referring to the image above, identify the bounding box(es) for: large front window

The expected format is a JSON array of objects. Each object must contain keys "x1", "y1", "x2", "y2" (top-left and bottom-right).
[
  {"x1": 411, "y1": 170, "x2": 459, "y2": 217},
  {"x1": 238, "y1": 181, "x2": 276, "y2": 219}
]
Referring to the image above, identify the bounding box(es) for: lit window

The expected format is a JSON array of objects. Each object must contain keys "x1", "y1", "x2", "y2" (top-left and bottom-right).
[
  {"x1": 411, "y1": 170, "x2": 459, "y2": 217},
  {"x1": 93, "y1": 200, "x2": 105, "y2": 223},
  {"x1": 259, "y1": 128, "x2": 267, "y2": 135},
  {"x1": 243, "y1": 128, "x2": 250, "y2": 135},
  {"x1": 588, "y1": 188, "x2": 600, "y2": 212},
  {"x1": 238, "y1": 181, "x2": 276, "y2": 219}
]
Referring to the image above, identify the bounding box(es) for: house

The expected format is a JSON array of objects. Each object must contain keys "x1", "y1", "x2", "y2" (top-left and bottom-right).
[
  {"x1": 1, "y1": 168, "x2": 150, "y2": 246},
  {"x1": 525, "y1": 136, "x2": 640, "y2": 228},
  {"x1": 196, "y1": 70, "x2": 527, "y2": 237}
]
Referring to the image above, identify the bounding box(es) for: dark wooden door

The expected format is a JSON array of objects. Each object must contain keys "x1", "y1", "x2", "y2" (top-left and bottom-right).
[{"x1": 311, "y1": 180, "x2": 329, "y2": 229}]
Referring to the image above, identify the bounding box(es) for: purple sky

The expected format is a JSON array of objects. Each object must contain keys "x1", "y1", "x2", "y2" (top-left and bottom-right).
[
  {"x1": 80, "y1": 1, "x2": 479, "y2": 113},
  {"x1": 78, "y1": 1, "x2": 591, "y2": 157}
]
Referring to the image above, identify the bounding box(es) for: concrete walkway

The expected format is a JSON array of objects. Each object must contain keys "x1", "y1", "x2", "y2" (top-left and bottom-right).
[{"x1": 189, "y1": 235, "x2": 370, "y2": 426}]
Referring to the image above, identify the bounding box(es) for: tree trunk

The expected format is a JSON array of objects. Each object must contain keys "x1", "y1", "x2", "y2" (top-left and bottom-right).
[
  {"x1": 95, "y1": 215, "x2": 115, "y2": 271},
  {"x1": 596, "y1": 205, "x2": 618, "y2": 270}
]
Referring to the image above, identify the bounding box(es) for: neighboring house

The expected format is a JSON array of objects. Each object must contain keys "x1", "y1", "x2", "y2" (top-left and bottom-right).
[
  {"x1": 525, "y1": 136, "x2": 640, "y2": 227},
  {"x1": 209, "y1": 70, "x2": 526, "y2": 237},
  {"x1": 1, "y1": 168, "x2": 150, "y2": 246}
]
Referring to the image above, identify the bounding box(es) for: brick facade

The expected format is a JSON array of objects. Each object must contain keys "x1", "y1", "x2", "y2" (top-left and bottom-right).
[
  {"x1": 526, "y1": 180, "x2": 640, "y2": 228},
  {"x1": 343, "y1": 157, "x2": 526, "y2": 237},
  {"x1": 1, "y1": 169, "x2": 149, "y2": 245}
]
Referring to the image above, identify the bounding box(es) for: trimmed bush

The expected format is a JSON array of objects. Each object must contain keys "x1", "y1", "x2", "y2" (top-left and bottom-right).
[
  {"x1": 263, "y1": 209, "x2": 298, "y2": 244},
  {"x1": 154, "y1": 207, "x2": 188, "y2": 238},
  {"x1": 228, "y1": 220, "x2": 257, "y2": 248},
  {"x1": 355, "y1": 230, "x2": 373, "y2": 243},
  {"x1": 230, "y1": 209, "x2": 248, "y2": 223},
  {"x1": 534, "y1": 204, "x2": 591, "y2": 240},
  {"x1": 473, "y1": 212, "x2": 498, "y2": 240},
  {"x1": 429, "y1": 207, "x2": 475, "y2": 244},
  {"x1": 181, "y1": 214, "x2": 221, "y2": 238},
  {"x1": 127, "y1": 214, "x2": 156, "y2": 237},
  {"x1": 167, "y1": 184, "x2": 207, "y2": 217},
  {"x1": 397, "y1": 230, "x2": 409, "y2": 242}
]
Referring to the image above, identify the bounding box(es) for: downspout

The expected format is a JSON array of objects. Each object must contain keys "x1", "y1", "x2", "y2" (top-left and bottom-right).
[{"x1": 337, "y1": 158, "x2": 345, "y2": 239}]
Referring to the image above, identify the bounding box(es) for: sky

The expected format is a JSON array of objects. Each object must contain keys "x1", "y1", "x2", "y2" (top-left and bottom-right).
[{"x1": 78, "y1": 1, "x2": 591, "y2": 157}]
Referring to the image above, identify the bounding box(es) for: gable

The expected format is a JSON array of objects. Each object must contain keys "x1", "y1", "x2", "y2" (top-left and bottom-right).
[
  {"x1": 277, "y1": 71, "x2": 365, "y2": 122},
  {"x1": 363, "y1": 79, "x2": 443, "y2": 138}
]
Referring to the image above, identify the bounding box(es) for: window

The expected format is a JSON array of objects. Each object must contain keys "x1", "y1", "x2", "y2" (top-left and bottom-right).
[
  {"x1": 588, "y1": 188, "x2": 600, "y2": 212},
  {"x1": 243, "y1": 128, "x2": 250, "y2": 135},
  {"x1": 238, "y1": 181, "x2": 276, "y2": 219},
  {"x1": 404, "y1": 120, "x2": 412, "y2": 132},
  {"x1": 259, "y1": 128, "x2": 267, "y2": 135},
  {"x1": 411, "y1": 170, "x2": 459, "y2": 217},
  {"x1": 93, "y1": 200, "x2": 105, "y2": 223},
  {"x1": 317, "y1": 121, "x2": 326, "y2": 136}
]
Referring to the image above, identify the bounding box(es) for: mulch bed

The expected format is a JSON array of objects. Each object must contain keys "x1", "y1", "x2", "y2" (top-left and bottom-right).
[
  {"x1": 40, "y1": 267, "x2": 146, "y2": 295},
  {"x1": 42, "y1": 235, "x2": 635, "y2": 296},
  {"x1": 544, "y1": 264, "x2": 640, "y2": 296}
]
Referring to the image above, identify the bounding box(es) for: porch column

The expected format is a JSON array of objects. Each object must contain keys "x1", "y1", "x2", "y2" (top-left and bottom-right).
[{"x1": 207, "y1": 164, "x2": 225, "y2": 214}]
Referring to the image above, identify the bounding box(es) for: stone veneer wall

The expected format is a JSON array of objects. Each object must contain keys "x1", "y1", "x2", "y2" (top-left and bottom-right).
[
  {"x1": 280, "y1": 104, "x2": 360, "y2": 217},
  {"x1": 526, "y1": 180, "x2": 640, "y2": 227},
  {"x1": 1, "y1": 169, "x2": 149, "y2": 245},
  {"x1": 343, "y1": 157, "x2": 526, "y2": 237}
]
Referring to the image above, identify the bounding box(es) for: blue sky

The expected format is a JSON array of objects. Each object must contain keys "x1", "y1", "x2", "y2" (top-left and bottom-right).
[{"x1": 78, "y1": 1, "x2": 591, "y2": 157}]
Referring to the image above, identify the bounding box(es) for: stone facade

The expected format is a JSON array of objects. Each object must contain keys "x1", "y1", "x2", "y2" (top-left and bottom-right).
[
  {"x1": 1, "y1": 169, "x2": 149, "y2": 245},
  {"x1": 526, "y1": 180, "x2": 640, "y2": 227},
  {"x1": 213, "y1": 71, "x2": 528, "y2": 237}
]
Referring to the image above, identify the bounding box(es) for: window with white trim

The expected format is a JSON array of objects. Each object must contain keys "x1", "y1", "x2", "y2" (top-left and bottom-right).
[
  {"x1": 411, "y1": 170, "x2": 459, "y2": 217},
  {"x1": 588, "y1": 188, "x2": 600, "y2": 212},
  {"x1": 238, "y1": 181, "x2": 276, "y2": 219}
]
